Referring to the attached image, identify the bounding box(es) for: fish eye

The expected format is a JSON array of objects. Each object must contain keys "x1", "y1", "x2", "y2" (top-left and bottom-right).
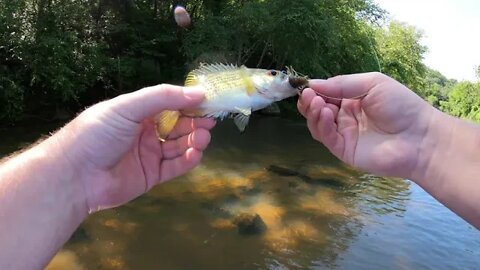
[{"x1": 269, "y1": 70, "x2": 277, "y2": 76}]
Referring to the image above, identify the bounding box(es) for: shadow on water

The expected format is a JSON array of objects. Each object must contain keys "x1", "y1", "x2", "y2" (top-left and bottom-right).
[{"x1": 39, "y1": 116, "x2": 412, "y2": 270}]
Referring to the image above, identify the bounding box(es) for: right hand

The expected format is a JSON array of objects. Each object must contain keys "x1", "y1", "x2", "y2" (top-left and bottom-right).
[{"x1": 298, "y1": 72, "x2": 436, "y2": 179}]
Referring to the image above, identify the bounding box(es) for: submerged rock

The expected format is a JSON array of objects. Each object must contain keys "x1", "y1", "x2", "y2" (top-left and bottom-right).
[
  {"x1": 267, "y1": 164, "x2": 346, "y2": 188},
  {"x1": 296, "y1": 174, "x2": 346, "y2": 188},
  {"x1": 288, "y1": 181, "x2": 299, "y2": 188},
  {"x1": 199, "y1": 202, "x2": 232, "y2": 218},
  {"x1": 239, "y1": 186, "x2": 262, "y2": 196},
  {"x1": 266, "y1": 165, "x2": 299, "y2": 177},
  {"x1": 232, "y1": 213, "x2": 267, "y2": 236},
  {"x1": 222, "y1": 193, "x2": 242, "y2": 204}
]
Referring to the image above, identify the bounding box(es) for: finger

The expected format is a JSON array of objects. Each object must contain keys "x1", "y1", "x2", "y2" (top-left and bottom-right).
[
  {"x1": 309, "y1": 72, "x2": 383, "y2": 100},
  {"x1": 168, "y1": 117, "x2": 216, "y2": 139},
  {"x1": 108, "y1": 84, "x2": 204, "y2": 123},
  {"x1": 318, "y1": 107, "x2": 344, "y2": 156},
  {"x1": 298, "y1": 88, "x2": 317, "y2": 117},
  {"x1": 306, "y1": 96, "x2": 326, "y2": 141},
  {"x1": 307, "y1": 96, "x2": 327, "y2": 120},
  {"x1": 326, "y1": 103, "x2": 339, "y2": 117},
  {"x1": 162, "y1": 129, "x2": 211, "y2": 159},
  {"x1": 160, "y1": 148, "x2": 203, "y2": 182}
]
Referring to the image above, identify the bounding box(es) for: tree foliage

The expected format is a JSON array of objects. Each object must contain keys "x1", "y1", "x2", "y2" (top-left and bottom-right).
[
  {"x1": 183, "y1": 0, "x2": 383, "y2": 78},
  {"x1": 374, "y1": 21, "x2": 427, "y2": 94},
  {"x1": 440, "y1": 82, "x2": 480, "y2": 122},
  {"x1": 422, "y1": 67, "x2": 457, "y2": 107},
  {"x1": 0, "y1": 0, "x2": 478, "y2": 123}
]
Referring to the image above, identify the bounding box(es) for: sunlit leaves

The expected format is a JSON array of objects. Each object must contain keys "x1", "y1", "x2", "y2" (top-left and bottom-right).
[
  {"x1": 375, "y1": 21, "x2": 427, "y2": 94},
  {"x1": 440, "y1": 82, "x2": 480, "y2": 122}
]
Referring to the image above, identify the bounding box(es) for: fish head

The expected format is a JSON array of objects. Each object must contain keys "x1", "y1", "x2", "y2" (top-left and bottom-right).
[{"x1": 251, "y1": 68, "x2": 309, "y2": 101}]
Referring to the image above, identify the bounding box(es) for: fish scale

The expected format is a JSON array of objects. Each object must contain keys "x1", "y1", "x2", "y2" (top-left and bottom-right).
[{"x1": 203, "y1": 71, "x2": 247, "y2": 99}]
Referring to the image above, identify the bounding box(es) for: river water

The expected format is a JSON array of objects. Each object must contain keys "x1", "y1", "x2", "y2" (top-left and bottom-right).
[{"x1": 1, "y1": 116, "x2": 478, "y2": 269}]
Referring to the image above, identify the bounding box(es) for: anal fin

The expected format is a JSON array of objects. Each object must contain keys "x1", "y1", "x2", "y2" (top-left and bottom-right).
[{"x1": 233, "y1": 107, "x2": 251, "y2": 132}]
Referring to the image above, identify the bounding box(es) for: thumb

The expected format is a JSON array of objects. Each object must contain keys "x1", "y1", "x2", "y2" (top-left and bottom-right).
[
  {"x1": 107, "y1": 84, "x2": 204, "y2": 123},
  {"x1": 308, "y1": 72, "x2": 383, "y2": 100}
]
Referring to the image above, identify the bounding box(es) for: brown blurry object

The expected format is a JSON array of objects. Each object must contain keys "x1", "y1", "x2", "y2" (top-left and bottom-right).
[{"x1": 174, "y1": 5, "x2": 191, "y2": 28}]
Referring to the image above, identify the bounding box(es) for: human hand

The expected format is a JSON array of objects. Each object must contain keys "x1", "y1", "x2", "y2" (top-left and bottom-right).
[
  {"x1": 298, "y1": 72, "x2": 435, "y2": 179},
  {"x1": 55, "y1": 84, "x2": 215, "y2": 213}
]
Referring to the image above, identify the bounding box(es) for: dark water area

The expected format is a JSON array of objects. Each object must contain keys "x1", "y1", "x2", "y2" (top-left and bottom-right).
[{"x1": 0, "y1": 116, "x2": 478, "y2": 269}]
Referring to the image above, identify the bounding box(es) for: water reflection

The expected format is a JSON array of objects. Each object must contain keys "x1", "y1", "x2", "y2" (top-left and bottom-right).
[{"x1": 0, "y1": 117, "x2": 477, "y2": 270}]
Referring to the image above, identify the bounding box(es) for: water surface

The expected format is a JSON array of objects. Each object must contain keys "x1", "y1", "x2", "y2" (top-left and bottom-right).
[{"x1": 1, "y1": 117, "x2": 478, "y2": 269}]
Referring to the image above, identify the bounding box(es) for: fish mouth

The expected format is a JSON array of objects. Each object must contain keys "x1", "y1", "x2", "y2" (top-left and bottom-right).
[{"x1": 288, "y1": 76, "x2": 309, "y2": 90}]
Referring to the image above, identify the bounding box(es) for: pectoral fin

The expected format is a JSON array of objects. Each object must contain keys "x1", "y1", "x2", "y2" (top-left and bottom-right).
[
  {"x1": 154, "y1": 110, "x2": 181, "y2": 142},
  {"x1": 233, "y1": 107, "x2": 251, "y2": 132}
]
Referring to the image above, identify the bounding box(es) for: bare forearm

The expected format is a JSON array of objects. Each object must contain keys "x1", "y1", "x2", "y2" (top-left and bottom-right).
[
  {"x1": 0, "y1": 131, "x2": 87, "y2": 269},
  {"x1": 413, "y1": 108, "x2": 480, "y2": 228}
]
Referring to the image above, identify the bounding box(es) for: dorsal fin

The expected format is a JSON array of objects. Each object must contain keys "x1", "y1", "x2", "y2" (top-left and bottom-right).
[
  {"x1": 185, "y1": 63, "x2": 239, "y2": 86},
  {"x1": 191, "y1": 63, "x2": 240, "y2": 76}
]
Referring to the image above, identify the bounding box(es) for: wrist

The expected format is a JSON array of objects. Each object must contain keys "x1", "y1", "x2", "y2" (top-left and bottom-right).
[
  {"x1": 408, "y1": 105, "x2": 480, "y2": 227},
  {"x1": 0, "y1": 128, "x2": 89, "y2": 269},
  {"x1": 35, "y1": 129, "x2": 90, "y2": 221},
  {"x1": 410, "y1": 107, "x2": 456, "y2": 188}
]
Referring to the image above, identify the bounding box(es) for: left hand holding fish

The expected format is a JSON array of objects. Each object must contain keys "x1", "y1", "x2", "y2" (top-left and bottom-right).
[{"x1": 58, "y1": 83, "x2": 216, "y2": 212}]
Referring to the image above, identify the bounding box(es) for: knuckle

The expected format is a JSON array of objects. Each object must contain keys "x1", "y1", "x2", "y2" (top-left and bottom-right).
[
  {"x1": 159, "y1": 84, "x2": 179, "y2": 98},
  {"x1": 369, "y1": 71, "x2": 388, "y2": 82}
]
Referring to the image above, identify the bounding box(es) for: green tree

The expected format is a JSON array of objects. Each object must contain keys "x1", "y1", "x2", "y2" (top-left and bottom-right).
[
  {"x1": 0, "y1": 0, "x2": 31, "y2": 120},
  {"x1": 29, "y1": 0, "x2": 106, "y2": 105},
  {"x1": 7, "y1": 0, "x2": 467, "y2": 124},
  {"x1": 440, "y1": 81, "x2": 480, "y2": 122},
  {"x1": 422, "y1": 67, "x2": 457, "y2": 107},
  {"x1": 375, "y1": 21, "x2": 427, "y2": 94},
  {"x1": 182, "y1": 0, "x2": 384, "y2": 77}
]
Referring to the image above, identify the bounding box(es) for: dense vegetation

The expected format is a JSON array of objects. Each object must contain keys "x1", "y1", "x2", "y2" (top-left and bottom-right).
[{"x1": 0, "y1": 0, "x2": 478, "y2": 123}]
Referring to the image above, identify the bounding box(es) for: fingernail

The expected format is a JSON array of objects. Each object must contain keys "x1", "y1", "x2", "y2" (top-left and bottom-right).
[
  {"x1": 309, "y1": 79, "x2": 327, "y2": 84},
  {"x1": 184, "y1": 86, "x2": 204, "y2": 99}
]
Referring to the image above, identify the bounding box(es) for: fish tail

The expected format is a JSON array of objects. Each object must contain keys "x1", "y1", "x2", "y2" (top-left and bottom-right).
[{"x1": 154, "y1": 110, "x2": 181, "y2": 142}]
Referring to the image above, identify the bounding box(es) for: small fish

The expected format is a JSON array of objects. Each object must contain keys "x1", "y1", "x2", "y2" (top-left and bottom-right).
[{"x1": 155, "y1": 63, "x2": 309, "y2": 141}]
